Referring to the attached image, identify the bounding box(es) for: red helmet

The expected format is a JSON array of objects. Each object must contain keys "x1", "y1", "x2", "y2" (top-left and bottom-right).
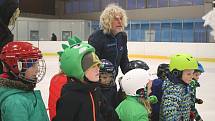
[{"x1": 0, "y1": 42, "x2": 46, "y2": 83}]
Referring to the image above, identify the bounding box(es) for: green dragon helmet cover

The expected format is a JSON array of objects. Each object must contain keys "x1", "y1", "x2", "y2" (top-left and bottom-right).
[{"x1": 58, "y1": 36, "x2": 95, "y2": 80}]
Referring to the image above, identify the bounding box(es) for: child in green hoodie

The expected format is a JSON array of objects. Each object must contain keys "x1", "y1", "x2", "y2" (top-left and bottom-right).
[{"x1": 116, "y1": 69, "x2": 154, "y2": 121}]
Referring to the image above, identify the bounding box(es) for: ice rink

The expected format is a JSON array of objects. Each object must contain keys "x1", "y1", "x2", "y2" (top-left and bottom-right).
[{"x1": 36, "y1": 56, "x2": 215, "y2": 120}]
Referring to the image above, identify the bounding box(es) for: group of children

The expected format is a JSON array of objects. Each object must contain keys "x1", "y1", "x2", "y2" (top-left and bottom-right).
[{"x1": 0, "y1": 36, "x2": 205, "y2": 121}]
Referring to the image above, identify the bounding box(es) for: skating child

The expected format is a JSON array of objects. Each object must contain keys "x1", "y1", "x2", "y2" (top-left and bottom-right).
[
  {"x1": 0, "y1": 42, "x2": 49, "y2": 121},
  {"x1": 48, "y1": 71, "x2": 67, "y2": 121},
  {"x1": 150, "y1": 63, "x2": 169, "y2": 121},
  {"x1": 116, "y1": 69, "x2": 153, "y2": 121},
  {"x1": 99, "y1": 59, "x2": 118, "y2": 108},
  {"x1": 117, "y1": 60, "x2": 150, "y2": 104},
  {"x1": 190, "y1": 62, "x2": 204, "y2": 121},
  {"x1": 159, "y1": 53, "x2": 198, "y2": 120}
]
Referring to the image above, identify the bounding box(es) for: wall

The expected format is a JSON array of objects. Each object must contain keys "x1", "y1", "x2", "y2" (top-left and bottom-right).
[
  {"x1": 12, "y1": 17, "x2": 90, "y2": 41},
  {"x1": 63, "y1": 5, "x2": 207, "y2": 21},
  {"x1": 26, "y1": 41, "x2": 215, "y2": 62}
]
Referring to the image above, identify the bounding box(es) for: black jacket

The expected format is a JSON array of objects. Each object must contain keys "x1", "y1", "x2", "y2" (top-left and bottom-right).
[
  {"x1": 0, "y1": 0, "x2": 17, "y2": 74},
  {"x1": 88, "y1": 30, "x2": 129, "y2": 76},
  {"x1": 0, "y1": 0, "x2": 18, "y2": 50},
  {"x1": 99, "y1": 85, "x2": 118, "y2": 108},
  {"x1": 53, "y1": 78, "x2": 120, "y2": 121}
]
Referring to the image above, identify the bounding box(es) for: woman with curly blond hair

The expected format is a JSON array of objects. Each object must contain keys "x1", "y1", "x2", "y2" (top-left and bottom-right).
[
  {"x1": 88, "y1": 3, "x2": 129, "y2": 76},
  {"x1": 99, "y1": 4, "x2": 128, "y2": 35},
  {"x1": 88, "y1": 4, "x2": 130, "y2": 108}
]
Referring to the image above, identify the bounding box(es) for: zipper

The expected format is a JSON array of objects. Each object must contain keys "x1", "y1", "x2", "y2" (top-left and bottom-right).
[
  {"x1": 114, "y1": 37, "x2": 118, "y2": 73},
  {"x1": 89, "y1": 92, "x2": 96, "y2": 121}
]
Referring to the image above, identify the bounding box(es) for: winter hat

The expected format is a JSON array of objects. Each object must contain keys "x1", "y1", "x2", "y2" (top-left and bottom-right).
[
  {"x1": 58, "y1": 36, "x2": 95, "y2": 81},
  {"x1": 82, "y1": 52, "x2": 101, "y2": 72}
]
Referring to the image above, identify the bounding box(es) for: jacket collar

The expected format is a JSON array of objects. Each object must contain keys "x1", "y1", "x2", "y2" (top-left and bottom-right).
[{"x1": 0, "y1": 77, "x2": 35, "y2": 91}]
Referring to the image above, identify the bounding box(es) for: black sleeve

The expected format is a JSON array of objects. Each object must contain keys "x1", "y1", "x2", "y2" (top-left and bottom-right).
[
  {"x1": 119, "y1": 32, "x2": 129, "y2": 74},
  {"x1": 98, "y1": 89, "x2": 120, "y2": 121},
  {"x1": 88, "y1": 32, "x2": 103, "y2": 58},
  {"x1": 0, "y1": 20, "x2": 13, "y2": 51},
  {"x1": 53, "y1": 93, "x2": 80, "y2": 121}
]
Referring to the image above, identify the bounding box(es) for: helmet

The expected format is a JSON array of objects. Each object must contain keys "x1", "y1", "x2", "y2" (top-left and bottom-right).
[
  {"x1": 169, "y1": 53, "x2": 198, "y2": 72},
  {"x1": 121, "y1": 69, "x2": 151, "y2": 96},
  {"x1": 195, "y1": 62, "x2": 204, "y2": 73},
  {"x1": 0, "y1": 42, "x2": 46, "y2": 83},
  {"x1": 58, "y1": 36, "x2": 95, "y2": 80},
  {"x1": 126, "y1": 60, "x2": 149, "y2": 73},
  {"x1": 99, "y1": 59, "x2": 116, "y2": 86},
  {"x1": 100, "y1": 59, "x2": 115, "y2": 76},
  {"x1": 157, "y1": 63, "x2": 169, "y2": 80}
]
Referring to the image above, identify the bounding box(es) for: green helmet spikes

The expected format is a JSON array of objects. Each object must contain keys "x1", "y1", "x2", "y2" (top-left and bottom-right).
[
  {"x1": 169, "y1": 53, "x2": 198, "y2": 72},
  {"x1": 58, "y1": 36, "x2": 95, "y2": 80}
]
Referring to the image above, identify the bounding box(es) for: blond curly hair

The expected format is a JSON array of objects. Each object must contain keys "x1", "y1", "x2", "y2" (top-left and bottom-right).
[{"x1": 100, "y1": 4, "x2": 128, "y2": 34}]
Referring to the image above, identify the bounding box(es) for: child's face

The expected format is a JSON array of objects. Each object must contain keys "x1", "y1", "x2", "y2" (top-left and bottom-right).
[
  {"x1": 99, "y1": 72, "x2": 113, "y2": 86},
  {"x1": 25, "y1": 62, "x2": 39, "y2": 81},
  {"x1": 193, "y1": 71, "x2": 201, "y2": 81},
  {"x1": 85, "y1": 64, "x2": 100, "y2": 82},
  {"x1": 182, "y1": 69, "x2": 194, "y2": 84}
]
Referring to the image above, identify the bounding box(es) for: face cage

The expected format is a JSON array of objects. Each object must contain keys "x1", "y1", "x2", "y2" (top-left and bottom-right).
[
  {"x1": 18, "y1": 58, "x2": 46, "y2": 83},
  {"x1": 99, "y1": 72, "x2": 116, "y2": 87}
]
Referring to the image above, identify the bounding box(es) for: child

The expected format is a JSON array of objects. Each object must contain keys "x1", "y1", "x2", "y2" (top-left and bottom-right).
[
  {"x1": 99, "y1": 59, "x2": 118, "y2": 108},
  {"x1": 48, "y1": 71, "x2": 67, "y2": 121},
  {"x1": 150, "y1": 63, "x2": 169, "y2": 121},
  {"x1": 53, "y1": 36, "x2": 119, "y2": 121},
  {"x1": 190, "y1": 62, "x2": 204, "y2": 121},
  {"x1": 159, "y1": 53, "x2": 198, "y2": 120},
  {"x1": 116, "y1": 69, "x2": 153, "y2": 121},
  {"x1": 117, "y1": 60, "x2": 150, "y2": 104},
  {"x1": 0, "y1": 42, "x2": 49, "y2": 121}
]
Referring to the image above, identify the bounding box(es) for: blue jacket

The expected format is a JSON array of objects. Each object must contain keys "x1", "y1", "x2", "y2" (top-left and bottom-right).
[
  {"x1": 150, "y1": 78, "x2": 164, "y2": 121},
  {"x1": 88, "y1": 30, "x2": 129, "y2": 76}
]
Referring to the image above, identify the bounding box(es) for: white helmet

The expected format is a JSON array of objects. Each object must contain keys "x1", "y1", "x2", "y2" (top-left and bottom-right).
[{"x1": 121, "y1": 69, "x2": 151, "y2": 96}]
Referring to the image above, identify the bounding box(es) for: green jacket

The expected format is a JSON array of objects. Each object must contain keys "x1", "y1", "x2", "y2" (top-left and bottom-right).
[
  {"x1": 115, "y1": 96, "x2": 149, "y2": 121},
  {"x1": 190, "y1": 80, "x2": 203, "y2": 121},
  {"x1": 0, "y1": 77, "x2": 49, "y2": 121}
]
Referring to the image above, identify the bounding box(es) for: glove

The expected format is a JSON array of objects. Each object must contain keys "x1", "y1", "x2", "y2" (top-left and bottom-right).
[
  {"x1": 196, "y1": 98, "x2": 203, "y2": 104},
  {"x1": 148, "y1": 95, "x2": 158, "y2": 104},
  {"x1": 190, "y1": 80, "x2": 197, "y2": 88},
  {"x1": 190, "y1": 111, "x2": 195, "y2": 120}
]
